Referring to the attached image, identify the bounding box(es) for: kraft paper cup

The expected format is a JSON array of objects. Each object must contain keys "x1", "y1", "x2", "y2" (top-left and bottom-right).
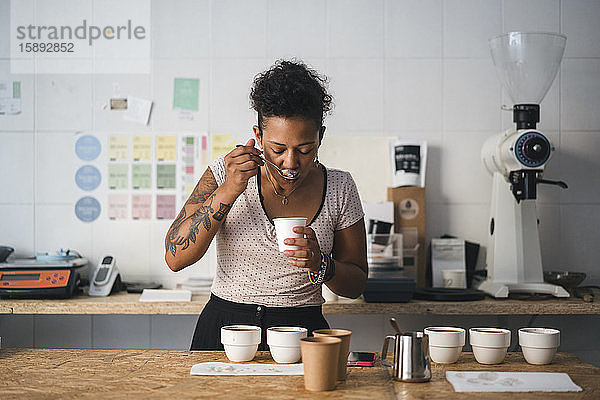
[
  {"x1": 519, "y1": 327, "x2": 560, "y2": 365},
  {"x1": 220, "y1": 325, "x2": 261, "y2": 362},
  {"x1": 313, "y1": 329, "x2": 352, "y2": 381},
  {"x1": 300, "y1": 336, "x2": 342, "y2": 392},
  {"x1": 424, "y1": 327, "x2": 466, "y2": 363},
  {"x1": 273, "y1": 217, "x2": 306, "y2": 252}
]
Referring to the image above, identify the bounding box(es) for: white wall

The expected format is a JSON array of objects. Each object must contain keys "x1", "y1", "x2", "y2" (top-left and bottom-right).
[
  {"x1": 1, "y1": 0, "x2": 600, "y2": 284},
  {"x1": 1, "y1": 0, "x2": 600, "y2": 360}
]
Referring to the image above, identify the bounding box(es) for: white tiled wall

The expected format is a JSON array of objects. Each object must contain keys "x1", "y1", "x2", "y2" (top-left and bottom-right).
[
  {"x1": 1, "y1": 0, "x2": 599, "y2": 359},
  {"x1": 151, "y1": 0, "x2": 210, "y2": 59},
  {"x1": 267, "y1": 0, "x2": 327, "y2": 59},
  {"x1": 386, "y1": 0, "x2": 443, "y2": 58}
]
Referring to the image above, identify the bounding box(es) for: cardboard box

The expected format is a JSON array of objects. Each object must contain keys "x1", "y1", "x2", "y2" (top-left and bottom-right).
[{"x1": 387, "y1": 187, "x2": 426, "y2": 288}]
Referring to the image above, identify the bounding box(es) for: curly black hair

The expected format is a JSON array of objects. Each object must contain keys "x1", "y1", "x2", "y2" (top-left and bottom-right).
[{"x1": 250, "y1": 60, "x2": 333, "y2": 135}]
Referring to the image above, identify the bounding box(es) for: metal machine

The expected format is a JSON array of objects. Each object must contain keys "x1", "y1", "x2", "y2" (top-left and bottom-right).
[
  {"x1": 477, "y1": 32, "x2": 569, "y2": 298},
  {"x1": 0, "y1": 249, "x2": 87, "y2": 299}
]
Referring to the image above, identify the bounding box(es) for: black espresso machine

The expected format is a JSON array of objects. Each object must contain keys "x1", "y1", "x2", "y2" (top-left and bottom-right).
[{"x1": 0, "y1": 247, "x2": 87, "y2": 299}]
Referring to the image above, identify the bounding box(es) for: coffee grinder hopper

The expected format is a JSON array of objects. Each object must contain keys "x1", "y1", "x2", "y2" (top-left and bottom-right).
[{"x1": 490, "y1": 32, "x2": 566, "y2": 106}]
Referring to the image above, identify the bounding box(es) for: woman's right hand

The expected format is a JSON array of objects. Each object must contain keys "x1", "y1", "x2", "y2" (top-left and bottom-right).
[{"x1": 222, "y1": 138, "x2": 264, "y2": 197}]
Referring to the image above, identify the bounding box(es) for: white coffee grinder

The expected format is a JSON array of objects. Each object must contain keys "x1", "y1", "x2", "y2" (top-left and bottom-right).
[{"x1": 477, "y1": 32, "x2": 569, "y2": 298}]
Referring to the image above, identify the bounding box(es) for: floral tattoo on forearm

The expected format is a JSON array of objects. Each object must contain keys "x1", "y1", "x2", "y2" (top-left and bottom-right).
[{"x1": 166, "y1": 171, "x2": 232, "y2": 256}]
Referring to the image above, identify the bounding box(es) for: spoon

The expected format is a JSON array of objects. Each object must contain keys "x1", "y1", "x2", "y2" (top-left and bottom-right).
[
  {"x1": 390, "y1": 318, "x2": 402, "y2": 335},
  {"x1": 236, "y1": 144, "x2": 299, "y2": 179},
  {"x1": 259, "y1": 155, "x2": 299, "y2": 180}
]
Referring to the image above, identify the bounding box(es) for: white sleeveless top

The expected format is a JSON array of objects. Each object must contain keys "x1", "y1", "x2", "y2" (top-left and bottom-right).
[{"x1": 208, "y1": 155, "x2": 364, "y2": 307}]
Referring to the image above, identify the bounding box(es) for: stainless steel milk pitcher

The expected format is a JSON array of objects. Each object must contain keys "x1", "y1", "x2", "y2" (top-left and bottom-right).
[{"x1": 381, "y1": 331, "x2": 431, "y2": 382}]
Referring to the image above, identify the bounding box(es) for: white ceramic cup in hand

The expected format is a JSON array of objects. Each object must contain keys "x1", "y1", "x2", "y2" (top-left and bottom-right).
[
  {"x1": 519, "y1": 327, "x2": 560, "y2": 365},
  {"x1": 442, "y1": 269, "x2": 466, "y2": 288},
  {"x1": 267, "y1": 326, "x2": 308, "y2": 363},
  {"x1": 273, "y1": 217, "x2": 307, "y2": 252},
  {"x1": 424, "y1": 327, "x2": 466, "y2": 363},
  {"x1": 221, "y1": 325, "x2": 261, "y2": 362}
]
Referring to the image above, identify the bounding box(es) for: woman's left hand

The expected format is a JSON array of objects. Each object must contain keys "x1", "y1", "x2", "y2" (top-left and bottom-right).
[{"x1": 283, "y1": 226, "x2": 321, "y2": 272}]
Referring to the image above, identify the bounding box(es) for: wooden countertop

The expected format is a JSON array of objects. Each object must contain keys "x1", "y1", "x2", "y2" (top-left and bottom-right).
[
  {"x1": 396, "y1": 352, "x2": 599, "y2": 399},
  {"x1": 1, "y1": 291, "x2": 599, "y2": 315},
  {"x1": 0, "y1": 349, "x2": 598, "y2": 399}
]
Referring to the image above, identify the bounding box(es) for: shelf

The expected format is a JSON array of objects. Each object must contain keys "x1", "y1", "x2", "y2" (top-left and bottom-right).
[{"x1": 1, "y1": 292, "x2": 599, "y2": 315}]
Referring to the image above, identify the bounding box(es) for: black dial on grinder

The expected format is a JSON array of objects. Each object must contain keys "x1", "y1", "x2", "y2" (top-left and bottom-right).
[{"x1": 515, "y1": 131, "x2": 551, "y2": 168}]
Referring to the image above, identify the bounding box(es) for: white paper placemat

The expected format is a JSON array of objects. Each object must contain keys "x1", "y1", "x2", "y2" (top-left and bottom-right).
[
  {"x1": 446, "y1": 371, "x2": 582, "y2": 392},
  {"x1": 190, "y1": 362, "x2": 304, "y2": 376},
  {"x1": 139, "y1": 289, "x2": 191, "y2": 302}
]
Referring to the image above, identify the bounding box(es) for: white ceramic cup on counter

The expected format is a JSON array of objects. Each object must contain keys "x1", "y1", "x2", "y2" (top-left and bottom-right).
[
  {"x1": 424, "y1": 327, "x2": 466, "y2": 363},
  {"x1": 267, "y1": 326, "x2": 308, "y2": 363},
  {"x1": 221, "y1": 325, "x2": 261, "y2": 362},
  {"x1": 273, "y1": 217, "x2": 307, "y2": 252},
  {"x1": 469, "y1": 328, "x2": 511, "y2": 364},
  {"x1": 519, "y1": 327, "x2": 560, "y2": 365}
]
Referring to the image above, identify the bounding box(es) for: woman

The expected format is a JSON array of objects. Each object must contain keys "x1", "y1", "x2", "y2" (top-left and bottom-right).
[{"x1": 165, "y1": 60, "x2": 367, "y2": 350}]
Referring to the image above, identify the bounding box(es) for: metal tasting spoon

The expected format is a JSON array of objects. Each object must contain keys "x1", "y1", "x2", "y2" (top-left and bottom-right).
[
  {"x1": 260, "y1": 155, "x2": 299, "y2": 180},
  {"x1": 237, "y1": 144, "x2": 299, "y2": 180}
]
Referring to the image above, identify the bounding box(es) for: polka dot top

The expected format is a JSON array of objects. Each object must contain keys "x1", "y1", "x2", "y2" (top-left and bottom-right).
[{"x1": 208, "y1": 155, "x2": 364, "y2": 307}]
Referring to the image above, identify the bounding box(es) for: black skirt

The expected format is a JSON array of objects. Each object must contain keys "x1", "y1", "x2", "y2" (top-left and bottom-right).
[{"x1": 190, "y1": 293, "x2": 330, "y2": 350}]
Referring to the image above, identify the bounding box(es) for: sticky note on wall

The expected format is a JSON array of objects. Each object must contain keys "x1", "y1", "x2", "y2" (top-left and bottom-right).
[
  {"x1": 0, "y1": 80, "x2": 22, "y2": 115},
  {"x1": 132, "y1": 164, "x2": 152, "y2": 189},
  {"x1": 211, "y1": 133, "x2": 236, "y2": 160},
  {"x1": 201, "y1": 135, "x2": 208, "y2": 165},
  {"x1": 156, "y1": 194, "x2": 176, "y2": 219},
  {"x1": 124, "y1": 96, "x2": 153, "y2": 125},
  {"x1": 157, "y1": 164, "x2": 176, "y2": 189},
  {"x1": 108, "y1": 164, "x2": 128, "y2": 189},
  {"x1": 108, "y1": 135, "x2": 129, "y2": 161},
  {"x1": 157, "y1": 135, "x2": 177, "y2": 161},
  {"x1": 173, "y1": 78, "x2": 200, "y2": 111},
  {"x1": 108, "y1": 194, "x2": 128, "y2": 219},
  {"x1": 132, "y1": 135, "x2": 152, "y2": 161},
  {"x1": 132, "y1": 194, "x2": 152, "y2": 220}
]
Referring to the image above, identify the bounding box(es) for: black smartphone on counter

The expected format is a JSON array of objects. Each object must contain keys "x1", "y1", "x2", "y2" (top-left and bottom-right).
[{"x1": 347, "y1": 351, "x2": 376, "y2": 367}]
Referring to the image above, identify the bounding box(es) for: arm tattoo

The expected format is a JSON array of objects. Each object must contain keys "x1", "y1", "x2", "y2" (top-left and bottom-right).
[
  {"x1": 213, "y1": 202, "x2": 232, "y2": 221},
  {"x1": 191, "y1": 193, "x2": 215, "y2": 233},
  {"x1": 187, "y1": 172, "x2": 217, "y2": 204},
  {"x1": 165, "y1": 169, "x2": 222, "y2": 257}
]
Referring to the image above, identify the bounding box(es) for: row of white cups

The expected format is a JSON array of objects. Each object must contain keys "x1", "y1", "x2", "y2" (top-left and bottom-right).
[
  {"x1": 221, "y1": 325, "x2": 307, "y2": 363},
  {"x1": 220, "y1": 325, "x2": 350, "y2": 392},
  {"x1": 219, "y1": 325, "x2": 561, "y2": 366},
  {"x1": 425, "y1": 326, "x2": 561, "y2": 365}
]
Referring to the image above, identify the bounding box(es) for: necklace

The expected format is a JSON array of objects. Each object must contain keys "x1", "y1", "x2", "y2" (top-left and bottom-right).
[{"x1": 265, "y1": 165, "x2": 300, "y2": 205}]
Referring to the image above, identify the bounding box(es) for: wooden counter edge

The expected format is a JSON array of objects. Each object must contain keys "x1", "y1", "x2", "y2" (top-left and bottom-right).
[{"x1": 1, "y1": 293, "x2": 599, "y2": 315}]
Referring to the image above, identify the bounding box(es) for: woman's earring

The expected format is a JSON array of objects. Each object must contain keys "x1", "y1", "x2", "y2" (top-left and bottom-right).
[{"x1": 314, "y1": 155, "x2": 319, "y2": 166}]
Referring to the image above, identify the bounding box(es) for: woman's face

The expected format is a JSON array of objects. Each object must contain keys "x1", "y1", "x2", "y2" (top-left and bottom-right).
[{"x1": 253, "y1": 116, "x2": 323, "y2": 188}]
